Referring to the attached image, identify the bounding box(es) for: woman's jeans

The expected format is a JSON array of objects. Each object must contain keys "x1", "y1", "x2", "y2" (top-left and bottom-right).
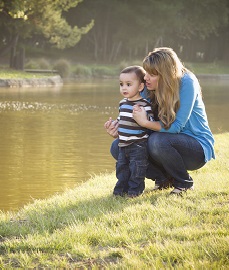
[
  {"x1": 110, "y1": 132, "x2": 206, "y2": 189},
  {"x1": 114, "y1": 141, "x2": 148, "y2": 196}
]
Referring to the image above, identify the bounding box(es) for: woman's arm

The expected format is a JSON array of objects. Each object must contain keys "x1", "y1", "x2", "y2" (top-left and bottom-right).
[
  {"x1": 104, "y1": 117, "x2": 119, "y2": 138},
  {"x1": 160, "y1": 73, "x2": 198, "y2": 133}
]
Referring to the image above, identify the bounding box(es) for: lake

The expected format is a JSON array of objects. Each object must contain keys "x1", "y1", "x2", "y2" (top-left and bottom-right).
[{"x1": 0, "y1": 78, "x2": 228, "y2": 211}]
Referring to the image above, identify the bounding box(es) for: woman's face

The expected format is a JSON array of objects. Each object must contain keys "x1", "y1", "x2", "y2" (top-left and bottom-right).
[{"x1": 144, "y1": 72, "x2": 159, "y2": 91}]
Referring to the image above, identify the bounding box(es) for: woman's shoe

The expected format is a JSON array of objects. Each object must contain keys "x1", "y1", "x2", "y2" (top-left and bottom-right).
[{"x1": 170, "y1": 186, "x2": 194, "y2": 195}]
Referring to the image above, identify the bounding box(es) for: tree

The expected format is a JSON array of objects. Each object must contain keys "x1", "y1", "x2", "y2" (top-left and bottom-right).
[
  {"x1": 0, "y1": 0, "x2": 94, "y2": 67},
  {"x1": 67, "y1": 0, "x2": 229, "y2": 63},
  {"x1": 66, "y1": 0, "x2": 121, "y2": 62}
]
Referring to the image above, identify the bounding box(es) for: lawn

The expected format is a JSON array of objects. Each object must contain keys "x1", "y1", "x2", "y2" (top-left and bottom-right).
[{"x1": 0, "y1": 133, "x2": 228, "y2": 268}]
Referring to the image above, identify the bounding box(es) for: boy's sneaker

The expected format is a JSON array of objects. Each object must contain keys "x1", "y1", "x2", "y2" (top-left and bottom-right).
[
  {"x1": 152, "y1": 178, "x2": 174, "y2": 191},
  {"x1": 170, "y1": 186, "x2": 194, "y2": 195},
  {"x1": 113, "y1": 192, "x2": 124, "y2": 197},
  {"x1": 127, "y1": 192, "x2": 142, "y2": 198}
]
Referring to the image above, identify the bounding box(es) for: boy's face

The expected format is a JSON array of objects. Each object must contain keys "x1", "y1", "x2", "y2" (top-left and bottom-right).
[{"x1": 119, "y1": 72, "x2": 144, "y2": 101}]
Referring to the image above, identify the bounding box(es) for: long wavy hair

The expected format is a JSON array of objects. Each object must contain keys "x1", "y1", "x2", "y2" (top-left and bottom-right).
[{"x1": 143, "y1": 47, "x2": 187, "y2": 129}]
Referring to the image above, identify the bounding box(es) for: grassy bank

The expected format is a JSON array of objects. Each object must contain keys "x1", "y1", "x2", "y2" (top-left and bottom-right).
[
  {"x1": 185, "y1": 61, "x2": 229, "y2": 75},
  {"x1": 1, "y1": 61, "x2": 229, "y2": 79},
  {"x1": 0, "y1": 133, "x2": 228, "y2": 268},
  {"x1": 0, "y1": 67, "x2": 54, "y2": 79}
]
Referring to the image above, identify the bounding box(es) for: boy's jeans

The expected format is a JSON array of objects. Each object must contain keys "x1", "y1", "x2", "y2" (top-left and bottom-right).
[
  {"x1": 114, "y1": 140, "x2": 148, "y2": 196},
  {"x1": 111, "y1": 133, "x2": 205, "y2": 189}
]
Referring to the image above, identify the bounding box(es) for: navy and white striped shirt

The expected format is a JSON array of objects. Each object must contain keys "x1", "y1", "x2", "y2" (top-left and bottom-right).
[{"x1": 118, "y1": 98, "x2": 154, "y2": 147}]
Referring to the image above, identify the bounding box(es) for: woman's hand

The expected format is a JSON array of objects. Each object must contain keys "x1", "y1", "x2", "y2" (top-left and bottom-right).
[
  {"x1": 133, "y1": 105, "x2": 148, "y2": 127},
  {"x1": 104, "y1": 117, "x2": 119, "y2": 138}
]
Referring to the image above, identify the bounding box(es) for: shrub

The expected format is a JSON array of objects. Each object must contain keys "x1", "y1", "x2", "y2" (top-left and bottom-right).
[
  {"x1": 36, "y1": 58, "x2": 51, "y2": 69},
  {"x1": 91, "y1": 66, "x2": 116, "y2": 77},
  {"x1": 118, "y1": 60, "x2": 142, "y2": 71},
  {"x1": 73, "y1": 64, "x2": 92, "y2": 78},
  {"x1": 25, "y1": 59, "x2": 40, "y2": 69},
  {"x1": 53, "y1": 59, "x2": 71, "y2": 78}
]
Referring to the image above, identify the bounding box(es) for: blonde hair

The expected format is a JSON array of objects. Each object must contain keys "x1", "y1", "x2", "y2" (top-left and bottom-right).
[{"x1": 143, "y1": 47, "x2": 187, "y2": 129}]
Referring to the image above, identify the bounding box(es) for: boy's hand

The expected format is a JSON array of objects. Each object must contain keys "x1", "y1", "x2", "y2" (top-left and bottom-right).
[{"x1": 104, "y1": 117, "x2": 119, "y2": 138}]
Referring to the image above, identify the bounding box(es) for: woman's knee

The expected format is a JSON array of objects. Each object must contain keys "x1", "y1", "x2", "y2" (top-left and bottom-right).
[
  {"x1": 110, "y1": 139, "x2": 119, "y2": 160},
  {"x1": 147, "y1": 132, "x2": 164, "y2": 157}
]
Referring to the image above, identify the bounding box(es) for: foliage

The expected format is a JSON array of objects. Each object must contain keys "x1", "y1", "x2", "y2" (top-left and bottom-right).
[
  {"x1": 0, "y1": 133, "x2": 228, "y2": 268},
  {"x1": 68, "y1": 0, "x2": 229, "y2": 63},
  {"x1": 53, "y1": 59, "x2": 71, "y2": 78},
  {"x1": 1, "y1": 61, "x2": 229, "y2": 80},
  {"x1": 24, "y1": 58, "x2": 51, "y2": 70},
  {"x1": 36, "y1": 58, "x2": 51, "y2": 70},
  {"x1": 1, "y1": 0, "x2": 229, "y2": 64},
  {"x1": 0, "y1": 0, "x2": 94, "y2": 57},
  {"x1": 73, "y1": 64, "x2": 92, "y2": 77},
  {"x1": 24, "y1": 59, "x2": 40, "y2": 70},
  {"x1": 185, "y1": 61, "x2": 229, "y2": 75},
  {"x1": 91, "y1": 66, "x2": 117, "y2": 77},
  {"x1": 25, "y1": 0, "x2": 94, "y2": 49}
]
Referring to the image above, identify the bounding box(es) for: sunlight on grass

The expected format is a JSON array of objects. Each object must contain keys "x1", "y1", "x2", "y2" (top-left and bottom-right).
[
  {"x1": 0, "y1": 133, "x2": 228, "y2": 268},
  {"x1": 0, "y1": 68, "x2": 53, "y2": 79}
]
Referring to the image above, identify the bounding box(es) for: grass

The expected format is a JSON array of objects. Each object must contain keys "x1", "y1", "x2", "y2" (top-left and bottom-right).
[
  {"x1": 185, "y1": 61, "x2": 229, "y2": 75},
  {"x1": 0, "y1": 67, "x2": 54, "y2": 79},
  {"x1": 0, "y1": 133, "x2": 228, "y2": 268}
]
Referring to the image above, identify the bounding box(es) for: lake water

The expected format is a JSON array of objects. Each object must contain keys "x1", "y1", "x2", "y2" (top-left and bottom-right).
[{"x1": 0, "y1": 78, "x2": 228, "y2": 211}]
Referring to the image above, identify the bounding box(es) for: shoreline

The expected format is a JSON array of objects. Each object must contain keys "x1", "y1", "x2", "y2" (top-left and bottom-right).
[
  {"x1": 0, "y1": 75, "x2": 63, "y2": 87},
  {"x1": 0, "y1": 74, "x2": 229, "y2": 88},
  {"x1": 197, "y1": 74, "x2": 229, "y2": 80}
]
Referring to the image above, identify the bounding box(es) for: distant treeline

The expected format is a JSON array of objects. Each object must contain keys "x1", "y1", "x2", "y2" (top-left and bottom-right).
[
  {"x1": 0, "y1": 0, "x2": 228, "y2": 65},
  {"x1": 66, "y1": 0, "x2": 229, "y2": 63}
]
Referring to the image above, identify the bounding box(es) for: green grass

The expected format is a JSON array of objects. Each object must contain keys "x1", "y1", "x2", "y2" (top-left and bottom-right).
[
  {"x1": 185, "y1": 61, "x2": 229, "y2": 74},
  {"x1": 0, "y1": 67, "x2": 54, "y2": 79},
  {"x1": 0, "y1": 133, "x2": 228, "y2": 269}
]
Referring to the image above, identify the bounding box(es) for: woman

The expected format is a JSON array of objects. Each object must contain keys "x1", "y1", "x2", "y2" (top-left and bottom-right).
[{"x1": 105, "y1": 47, "x2": 215, "y2": 195}]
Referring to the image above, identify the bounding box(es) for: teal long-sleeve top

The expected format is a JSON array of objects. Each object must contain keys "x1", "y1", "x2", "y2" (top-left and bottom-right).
[{"x1": 142, "y1": 72, "x2": 215, "y2": 162}]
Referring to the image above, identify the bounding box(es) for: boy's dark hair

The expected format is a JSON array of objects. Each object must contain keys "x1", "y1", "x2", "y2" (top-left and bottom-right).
[{"x1": 120, "y1": 66, "x2": 146, "y2": 83}]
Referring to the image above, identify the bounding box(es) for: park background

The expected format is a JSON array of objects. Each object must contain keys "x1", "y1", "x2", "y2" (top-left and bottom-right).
[
  {"x1": 0, "y1": 0, "x2": 229, "y2": 72},
  {"x1": 0, "y1": 0, "x2": 229, "y2": 269}
]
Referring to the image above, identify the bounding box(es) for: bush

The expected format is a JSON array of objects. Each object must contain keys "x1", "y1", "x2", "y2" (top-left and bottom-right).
[
  {"x1": 53, "y1": 59, "x2": 71, "y2": 78},
  {"x1": 36, "y1": 58, "x2": 51, "y2": 69},
  {"x1": 118, "y1": 60, "x2": 143, "y2": 71},
  {"x1": 24, "y1": 58, "x2": 51, "y2": 70},
  {"x1": 91, "y1": 66, "x2": 116, "y2": 77},
  {"x1": 73, "y1": 64, "x2": 92, "y2": 78},
  {"x1": 25, "y1": 59, "x2": 40, "y2": 69}
]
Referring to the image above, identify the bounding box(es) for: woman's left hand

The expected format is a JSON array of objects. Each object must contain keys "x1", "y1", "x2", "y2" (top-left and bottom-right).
[{"x1": 133, "y1": 105, "x2": 148, "y2": 127}]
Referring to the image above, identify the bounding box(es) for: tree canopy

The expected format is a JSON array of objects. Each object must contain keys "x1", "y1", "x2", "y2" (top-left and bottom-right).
[
  {"x1": 0, "y1": 0, "x2": 228, "y2": 64},
  {"x1": 0, "y1": 0, "x2": 94, "y2": 58},
  {"x1": 67, "y1": 0, "x2": 229, "y2": 62}
]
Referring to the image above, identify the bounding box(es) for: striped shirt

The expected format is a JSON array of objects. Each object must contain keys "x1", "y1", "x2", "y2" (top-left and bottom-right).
[{"x1": 118, "y1": 98, "x2": 154, "y2": 147}]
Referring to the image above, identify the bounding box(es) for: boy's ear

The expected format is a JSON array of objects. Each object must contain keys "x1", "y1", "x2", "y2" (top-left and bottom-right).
[{"x1": 139, "y1": 82, "x2": 145, "y2": 92}]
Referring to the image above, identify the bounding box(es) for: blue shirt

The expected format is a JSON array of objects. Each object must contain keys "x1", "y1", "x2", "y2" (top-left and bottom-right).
[{"x1": 142, "y1": 72, "x2": 215, "y2": 162}]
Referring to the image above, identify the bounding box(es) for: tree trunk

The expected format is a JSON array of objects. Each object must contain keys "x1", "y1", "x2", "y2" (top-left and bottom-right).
[{"x1": 9, "y1": 34, "x2": 19, "y2": 68}]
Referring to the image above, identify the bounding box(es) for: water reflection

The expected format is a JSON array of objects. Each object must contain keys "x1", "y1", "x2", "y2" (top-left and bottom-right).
[
  {"x1": 200, "y1": 79, "x2": 229, "y2": 134},
  {"x1": 0, "y1": 79, "x2": 228, "y2": 211}
]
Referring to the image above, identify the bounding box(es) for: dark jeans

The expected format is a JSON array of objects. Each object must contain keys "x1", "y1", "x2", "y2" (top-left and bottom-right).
[
  {"x1": 114, "y1": 140, "x2": 148, "y2": 196},
  {"x1": 110, "y1": 132, "x2": 206, "y2": 189}
]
